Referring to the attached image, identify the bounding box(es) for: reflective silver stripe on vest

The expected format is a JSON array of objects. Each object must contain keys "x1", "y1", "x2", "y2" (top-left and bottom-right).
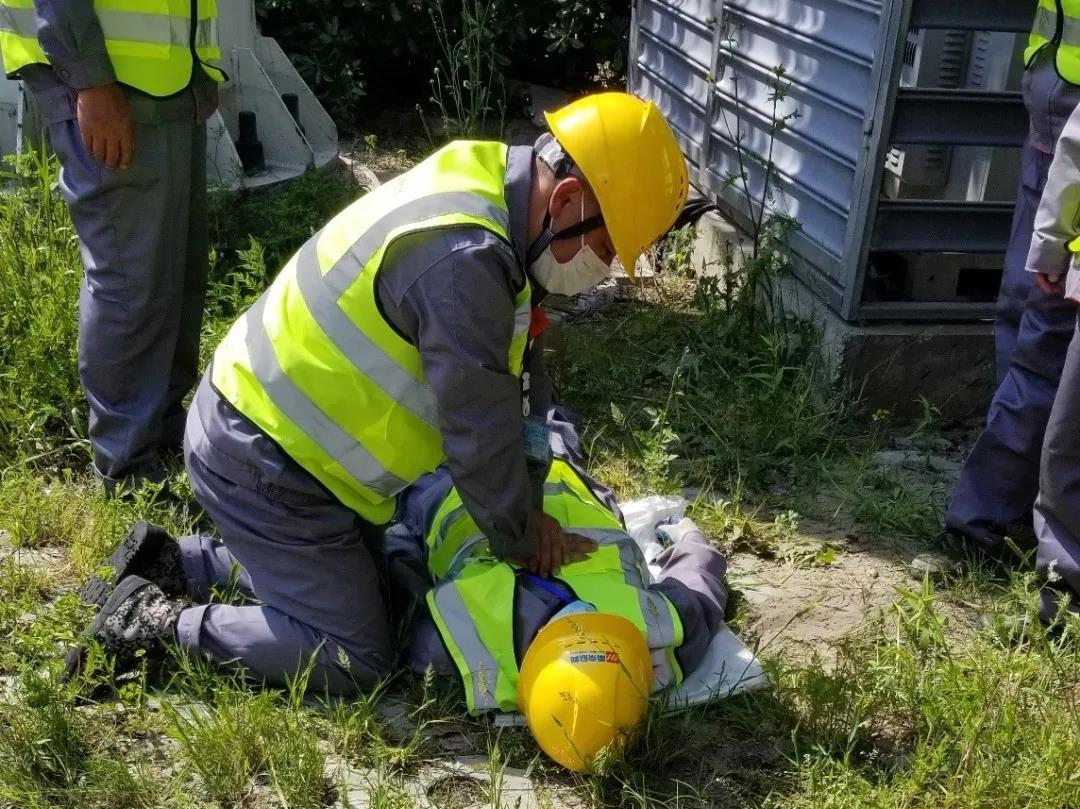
[
  {"x1": 513, "y1": 299, "x2": 530, "y2": 340},
  {"x1": 0, "y1": 4, "x2": 23, "y2": 35},
  {"x1": 639, "y1": 588, "x2": 678, "y2": 650},
  {"x1": 569, "y1": 526, "x2": 644, "y2": 550},
  {"x1": 323, "y1": 191, "x2": 511, "y2": 298},
  {"x1": 543, "y1": 481, "x2": 574, "y2": 498},
  {"x1": 609, "y1": 536, "x2": 678, "y2": 650},
  {"x1": 651, "y1": 648, "x2": 678, "y2": 690},
  {"x1": 294, "y1": 238, "x2": 440, "y2": 428},
  {"x1": 100, "y1": 9, "x2": 188, "y2": 44},
  {"x1": 446, "y1": 533, "x2": 489, "y2": 578},
  {"x1": 432, "y1": 582, "x2": 500, "y2": 711},
  {"x1": 195, "y1": 16, "x2": 217, "y2": 49},
  {"x1": 1032, "y1": 5, "x2": 1080, "y2": 45},
  {"x1": 0, "y1": 5, "x2": 203, "y2": 47},
  {"x1": 616, "y1": 537, "x2": 649, "y2": 589},
  {"x1": 432, "y1": 504, "x2": 471, "y2": 550},
  {"x1": 245, "y1": 291, "x2": 409, "y2": 497}
]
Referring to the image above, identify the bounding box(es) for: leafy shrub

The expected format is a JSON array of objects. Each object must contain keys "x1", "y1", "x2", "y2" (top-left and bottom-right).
[{"x1": 257, "y1": 0, "x2": 630, "y2": 125}]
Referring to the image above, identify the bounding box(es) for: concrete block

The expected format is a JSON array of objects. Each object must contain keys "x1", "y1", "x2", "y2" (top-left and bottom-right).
[
  {"x1": 688, "y1": 208, "x2": 753, "y2": 280},
  {"x1": 775, "y1": 273, "x2": 994, "y2": 419},
  {"x1": 682, "y1": 209, "x2": 995, "y2": 419}
]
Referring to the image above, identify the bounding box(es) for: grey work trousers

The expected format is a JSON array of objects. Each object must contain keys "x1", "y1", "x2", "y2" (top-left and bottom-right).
[
  {"x1": 945, "y1": 51, "x2": 1080, "y2": 554},
  {"x1": 33, "y1": 81, "x2": 210, "y2": 484},
  {"x1": 1034, "y1": 316, "x2": 1080, "y2": 621},
  {"x1": 175, "y1": 379, "x2": 394, "y2": 694}
]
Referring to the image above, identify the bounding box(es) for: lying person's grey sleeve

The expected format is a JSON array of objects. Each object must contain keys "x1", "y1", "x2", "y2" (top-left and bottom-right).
[
  {"x1": 390, "y1": 242, "x2": 537, "y2": 561},
  {"x1": 384, "y1": 468, "x2": 455, "y2": 616},
  {"x1": 1027, "y1": 102, "x2": 1080, "y2": 278},
  {"x1": 31, "y1": 0, "x2": 117, "y2": 88}
]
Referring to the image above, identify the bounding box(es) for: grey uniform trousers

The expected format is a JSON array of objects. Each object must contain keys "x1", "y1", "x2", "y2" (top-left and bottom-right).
[
  {"x1": 34, "y1": 81, "x2": 210, "y2": 484},
  {"x1": 945, "y1": 52, "x2": 1080, "y2": 554},
  {"x1": 1034, "y1": 315, "x2": 1080, "y2": 621},
  {"x1": 175, "y1": 378, "x2": 394, "y2": 694}
]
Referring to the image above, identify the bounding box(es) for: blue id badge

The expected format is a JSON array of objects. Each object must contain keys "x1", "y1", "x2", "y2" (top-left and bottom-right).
[{"x1": 523, "y1": 416, "x2": 552, "y2": 465}]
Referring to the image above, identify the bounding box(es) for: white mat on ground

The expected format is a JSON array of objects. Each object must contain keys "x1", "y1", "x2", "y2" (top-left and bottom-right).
[{"x1": 494, "y1": 496, "x2": 767, "y2": 726}]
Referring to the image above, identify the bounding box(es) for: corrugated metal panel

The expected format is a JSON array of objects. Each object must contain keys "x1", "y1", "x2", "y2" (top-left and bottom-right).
[
  {"x1": 630, "y1": 0, "x2": 1029, "y2": 322},
  {"x1": 631, "y1": 0, "x2": 715, "y2": 169},
  {"x1": 630, "y1": 0, "x2": 886, "y2": 304}
]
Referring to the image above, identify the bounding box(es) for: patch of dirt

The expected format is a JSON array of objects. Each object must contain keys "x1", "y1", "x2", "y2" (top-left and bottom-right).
[
  {"x1": 427, "y1": 774, "x2": 486, "y2": 809},
  {"x1": 734, "y1": 544, "x2": 912, "y2": 660},
  {"x1": 732, "y1": 515, "x2": 977, "y2": 662}
]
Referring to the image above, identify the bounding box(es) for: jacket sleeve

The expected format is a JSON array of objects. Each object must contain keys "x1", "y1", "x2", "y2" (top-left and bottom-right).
[
  {"x1": 1027, "y1": 103, "x2": 1080, "y2": 278},
  {"x1": 31, "y1": 0, "x2": 116, "y2": 89},
  {"x1": 400, "y1": 243, "x2": 537, "y2": 561},
  {"x1": 524, "y1": 334, "x2": 554, "y2": 510}
]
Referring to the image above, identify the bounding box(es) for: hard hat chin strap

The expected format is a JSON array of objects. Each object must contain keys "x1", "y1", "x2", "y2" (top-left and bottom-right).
[{"x1": 525, "y1": 210, "x2": 607, "y2": 266}]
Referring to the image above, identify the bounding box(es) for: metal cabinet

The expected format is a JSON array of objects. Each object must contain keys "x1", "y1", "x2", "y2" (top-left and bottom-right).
[{"x1": 629, "y1": 0, "x2": 1033, "y2": 321}]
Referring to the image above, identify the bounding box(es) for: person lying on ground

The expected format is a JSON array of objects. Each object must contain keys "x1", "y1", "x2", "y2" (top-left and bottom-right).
[{"x1": 384, "y1": 409, "x2": 731, "y2": 771}]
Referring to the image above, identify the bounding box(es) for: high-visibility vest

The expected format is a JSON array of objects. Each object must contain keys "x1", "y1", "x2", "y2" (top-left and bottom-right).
[
  {"x1": 1027, "y1": 0, "x2": 1080, "y2": 85},
  {"x1": 212, "y1": 141, "x2": 532, "y2": 525},
  {"x1": 425, "y1": 459, "x2": 685, "y2": 715},
  {"x1": 0, "y1": 0, "x2": 223, "y2": 96}
]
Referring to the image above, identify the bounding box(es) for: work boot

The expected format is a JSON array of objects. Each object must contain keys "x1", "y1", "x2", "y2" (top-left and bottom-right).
[
  {"x1": 79, "y1": 522, "x2": 187, "y2": 608},
  {"x1": 1039, "y1": 584, "x2": 1080, "y2": 628},
  {"x1": 63, "y1": 576, "x2": 182, "y2": 680},
  {"x1": 908, "y1": 530, "x2": 971, "y2": 582}
]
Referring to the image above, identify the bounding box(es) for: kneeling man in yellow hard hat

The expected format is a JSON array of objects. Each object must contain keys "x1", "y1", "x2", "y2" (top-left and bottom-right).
[
  {"x1": 387, "y1": 409, "x2": 730, "y2": 772},
  {"x1": 64, "y1": 94, "x2": 690, "y2": 694}
]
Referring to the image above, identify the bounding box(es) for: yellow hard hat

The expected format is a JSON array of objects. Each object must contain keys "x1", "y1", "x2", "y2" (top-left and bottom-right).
[
  {"x1": 518, "y1": 612, "x2": 653, "y2": 773},
  {"x1": 545, "y1": 92, "x2": 689, "y2": 277}
]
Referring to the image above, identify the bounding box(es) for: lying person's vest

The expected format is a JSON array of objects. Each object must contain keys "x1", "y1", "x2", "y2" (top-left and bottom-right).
[{"x1": 424, "y1": 459, "x2": 685, "y2": 714}]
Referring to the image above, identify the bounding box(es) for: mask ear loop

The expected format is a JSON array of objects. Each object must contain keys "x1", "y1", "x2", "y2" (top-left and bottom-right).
[
  {"x1": 581, "y1": 194, "x2": 586, "y2": 252},
  {"x1": 525, "y1": 187, "x2": 606, "y2": 265}
]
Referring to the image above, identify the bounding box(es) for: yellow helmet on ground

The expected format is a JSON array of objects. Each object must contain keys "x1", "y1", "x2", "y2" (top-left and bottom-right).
[
  {"x1": 545, "y1": 92, "x2": 690, "y2": 277},
  {"x1": 518, "y1": 611, "x2": 653, "y2": 773}
]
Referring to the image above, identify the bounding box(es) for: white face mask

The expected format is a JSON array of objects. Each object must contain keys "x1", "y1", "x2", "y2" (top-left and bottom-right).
[{"x1": 528, "y1": 195, "x2": 610, "y2": 296}]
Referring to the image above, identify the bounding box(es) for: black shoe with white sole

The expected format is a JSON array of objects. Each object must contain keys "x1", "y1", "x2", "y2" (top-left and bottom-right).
[
  {"x1": 63, "y1": 576, "x2": 181, "y2": 680},
  {"x1": 79, "y1": 521, "x2": 186, "y2": 608}
]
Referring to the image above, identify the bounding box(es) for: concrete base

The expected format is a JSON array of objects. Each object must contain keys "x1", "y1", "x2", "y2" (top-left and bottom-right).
[
  {"x1": 783, "y1": 274, "x2": 994, "y2": 419},
  {"x1": 687, "y1": 210, "x2": 995, "y2": 420}
]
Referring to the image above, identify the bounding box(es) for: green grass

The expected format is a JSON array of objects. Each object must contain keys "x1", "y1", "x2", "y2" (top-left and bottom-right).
[
  {"x1": 0, "y1": 151, "x2": 85, "y2": 465},
  {"x1": 0, "y1": 674, "x2": 169, "y2": 808},
  {"x1": 164, "y1": 683, "x2": 332, "y2": 807},
  {"x1": 1, "y1": 149, "x2": 1079, "y2": 809}
]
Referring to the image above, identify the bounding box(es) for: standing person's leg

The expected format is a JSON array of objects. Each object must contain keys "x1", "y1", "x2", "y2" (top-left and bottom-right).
[
  {"x1": 48, "y1": 108, "x2": 195, "y2": 490},
  {"x1": 944, "y1": 56, "x2": 1080, "y2": 555},
  {"x1": 161, "y1": 121, "x2": 210, "y2": 452},
  {"x1": 994, "y1": 143, "x2": 1055, "y2": 379},
  {"x1": 1034, "y1": 316, "x2": 1080, "y2": 622},
  {"x1": 946, "y1": 283, "x2": 1077, "y2": 555}
]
